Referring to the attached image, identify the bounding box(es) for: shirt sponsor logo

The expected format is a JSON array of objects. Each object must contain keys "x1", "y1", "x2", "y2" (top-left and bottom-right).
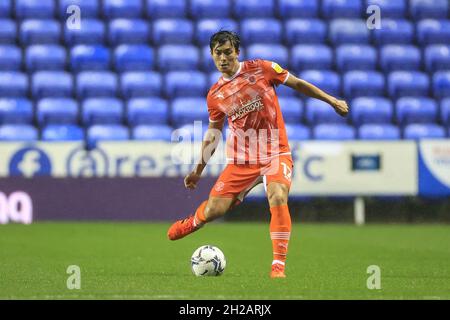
[{"x1": 228, "y1": 95, "x2": 265, "y2": 121}]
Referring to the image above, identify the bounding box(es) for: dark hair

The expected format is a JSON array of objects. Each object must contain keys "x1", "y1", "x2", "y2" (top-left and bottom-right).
[{"x1": 209, "y1": 30, "x2": 240, "y2": 52}]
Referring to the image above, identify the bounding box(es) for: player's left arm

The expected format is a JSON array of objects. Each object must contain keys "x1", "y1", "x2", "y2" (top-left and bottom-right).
[{"x1": 284, "y1": 74, "x2": 349, "y2": 117}]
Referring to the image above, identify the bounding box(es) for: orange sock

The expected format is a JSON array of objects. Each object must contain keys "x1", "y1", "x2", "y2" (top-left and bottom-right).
[
  {"x1": 269, "y1": 204, "x2": 291, "y2": 265},
  {"x1": 194, "y1": 200, "x2": 208, "y2": 226}
]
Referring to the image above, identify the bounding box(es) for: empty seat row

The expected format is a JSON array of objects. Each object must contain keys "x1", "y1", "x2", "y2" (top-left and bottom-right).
[
  {"x1": 3, "y1": 70, "x2": 449, "y2": 100},
  {"x1": 2, "y1": 18, "x2": 450, "y2": 47},
  {"x1": 3, "y1": 0, "x2": 449, "y2": 20},
  {"x1": 0, "y1": 70, "x2": 219, "y2": 98},
  {"x1": 2, "y1": 96, "x2": 450, "y2": 128},
  {"x1": 1, "y1": 123, "x2": 448, "y2": 146},
  {"x1": 2, "y1": 44, "x2": 450, "y2": 74}
]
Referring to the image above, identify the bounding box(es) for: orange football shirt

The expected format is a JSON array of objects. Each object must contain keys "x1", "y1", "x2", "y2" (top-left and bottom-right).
[{"x1": 207, "y1": 59, "x2": 291, "y2": 164}]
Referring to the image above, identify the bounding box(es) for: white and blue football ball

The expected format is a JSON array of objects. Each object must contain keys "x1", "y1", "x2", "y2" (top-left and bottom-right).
[{"x1": 191, "y1": 245, "x2": 226, "y2": 276}]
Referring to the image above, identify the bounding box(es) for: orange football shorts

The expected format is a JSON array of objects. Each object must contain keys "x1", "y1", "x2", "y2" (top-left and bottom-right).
[{"x1": 209, "y1": 154, "x2": 293, "y2": 200}]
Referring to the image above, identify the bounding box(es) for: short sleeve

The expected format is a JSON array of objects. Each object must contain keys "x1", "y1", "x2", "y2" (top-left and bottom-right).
[
  {"x1": 207, "y1": 94, "x2": 226, "y2": 123},
  {"x1": 260, "y1": 60, "x2": 290, "y2": 86}
]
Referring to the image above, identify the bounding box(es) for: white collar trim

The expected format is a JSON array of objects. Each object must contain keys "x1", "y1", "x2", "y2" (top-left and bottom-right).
[{"x1": 222, "y1": 62, "x2": 242, "y2": 82}]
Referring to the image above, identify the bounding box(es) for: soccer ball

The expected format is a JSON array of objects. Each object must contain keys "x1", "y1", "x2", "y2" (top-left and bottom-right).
[{"x1": 191, "y1": 245, "x2": 226, "y2": 276}]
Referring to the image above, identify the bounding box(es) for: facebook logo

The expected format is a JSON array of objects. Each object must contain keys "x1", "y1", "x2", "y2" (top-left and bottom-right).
[{"x1": 9, "y1": 147, "x2": 52, "y2": 177}]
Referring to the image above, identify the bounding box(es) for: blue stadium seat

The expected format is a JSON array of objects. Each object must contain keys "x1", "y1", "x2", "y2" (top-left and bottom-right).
[
  {"x1": 0, "y1": 72, "x2": 28, "y2": 97},
  {"x1": 114, "y1": 45, "x2": 154, "y2": 72},
  {"x1": 42, "y1": 124, "x2": 85, "y2": 141},
  {"x1": 343, "y1": 71, "x2": 385, "y2": 97},
  {"x1": 234, "y1": 0, "x2": 274, "y2": 19},
  {"x1": 171, "y1": 97, "x2": 208, "y2": 126},
  {"x1": 59, "y1": 0, "x2": 99, "y2": 19},
  {"x1": 372, "y1": 19, "x2": 414, "y2": 45},
  {"x1": 202, "y1": 46, "x2": 215, "y2": 71},
  {"x1": 409, "y1": 0, "x2": 448, "y2": 20},
  {"x1": 0, "y1": 98, "x2": 33, "y2": 124},
  {"x1": 425, "y1": 45, "x2": 450, "y2": 73},
  {"x1": 366, "y1": 0, "x2": 406, "y2": 19},
  {"x1": 306, "y1": 99, "x2": 346, "y2": 125},
  {"x1": 329, "y1": 19, "x2": 370, "y2": 45},
  {"x1": 417, "y1": 20, "x2": 450, "y2": 46},
  {"x1": 196, "y1": 19, "x2": 238, "y2": 45},
  {"x1": 0, "y1": 124, "x2": 37, "y2": 141},
  {"x1": 174, "y1": 123, "x2": 210, "y2": 141},
  {"x1": 396, "y1": 97, "x2": 438, "y2": 125},
  {"x1": 157, "y1": 45, "x2": 199, "y2": 71},
  {"x1": 120, "y1": 72, "x2": 163, "y2": 98},
  {"x1": 208, "y1": 71, "x2": 222, "y2": 87},
  {"x1": 276, "y1": 84, "x2": 296, "y2": 97},
  {"x1": 299, "y1": 70, "x2": 340, "y2": 97},
  {"x1": 20, "y1": 20, "x2": 61, "y2": 45},
  {"x1": 278, "y1": 0, "x2": 319, "y2": 18},
  {"x1": 403, "y1": 124, "x2": 445, "y2": 139},
  {"x1": 313, "y1": 124, "x2": 355, "y2": 140},
  {"x1": 0, "y1": 0, "x2": 11, "y2": 17},
  {"x1": 0, "y1": 20, "x2": 16, "y2": 43},
  {"x1": 178, "y1": 123, "x2": 216, "y2": 142},
  {"x1": 76, "y1": 71, "x2": 118, "y2": 98},
  {"x1": 0, "y1": 45, "x2": 21, "y2": 70},
  {"x1": 15, "y1": 0, "x2": 55, "y2": 19},
  {"x1": 132, "y1": 124, "x2": 173, "y2": 141},
  {"x1": 165, "y1": 71, "x2": 207, "y2": 97},
  {"x1": 284, "y1": 124, "x2": 310, "y2": 140},
  {"x1": 388, "y1": 71, "x2": 429, "y2": 98},
  {"x1": 440, "y1": 98, "x2": 450, "y2": 126},
  {"x1": 146, "y1": 0, "x2": 186, "y2": 19},
  {"x1": 246, "y1": 44, "x2": 288, "y2": 68},
  {"x1": 379, "y1": 45, "x2": 421, "y2": 71},
  {"x1": 190, "y1": 0, "x2": 231, "y2": 19},
  {"x1": 433, "y1": 71, "x2": 450, "y2": 99},
  {"x1": 351, "y1": 97, "x2": 393, "y2": 125},
  {"x1": 153, "y1": 19, "x2": 194, "y2": 44},
  {"x1": 26, "y1": 45, "x2": 66, "y2": 71},
  {"x1": 70, "y1": 45, "x2": 110, "y2": 72},
  {"x1": 32, "y1": 71, "x2": 73, "y2": 98},
  {"x1": 87, "y1": 124, "x2": 129, "y2": 148},
  {"x1": 335, "y1": 45, "x2": 377, "y2": 71},
  {"x1": 108, "y1": 19, "x2": 150, "y2": 45},
  {"x1": 358, "y1": 124, "x2": 400, "y2": 140},
  {"x1": 64, "y1": 19, "x2": 105, "y2": 45},
  {"x1": 127, "y1": 98, "x2": 169, "y2": 125},
  {"x1": 102, "y1": 0, "x2": 142, "y2": 19},
  {"x1": 322, "y1": 0, "x2": 362, "y2": 18},
  {"x1": 291, "y1": 45, "x2": 332, "y2": 70},
  {"x1": 82, "y1": 98, "x2": 123, "y2": 125},
  {"x1": 36, "y1": 98, "x2": 78, "y2": 125},
  {"x1": 278, "y1": 97, "x2": 303, "y2": 124},
  {"x1": 241, "y1": 19, "x2": 282, "y2": 44},
  {"x1": 285, "y1": 19, "x2": 326, "y2": 45}
]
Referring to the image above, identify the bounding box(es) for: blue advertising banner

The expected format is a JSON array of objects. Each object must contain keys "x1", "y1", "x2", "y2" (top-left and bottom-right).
[{"x1": 418, "y1": 140, "x2": 450, "y2": 196}]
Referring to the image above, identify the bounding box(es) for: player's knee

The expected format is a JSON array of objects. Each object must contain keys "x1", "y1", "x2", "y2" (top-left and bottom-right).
[{"x1": 268, "y1": 189, "x2": 288, "y2": 206}]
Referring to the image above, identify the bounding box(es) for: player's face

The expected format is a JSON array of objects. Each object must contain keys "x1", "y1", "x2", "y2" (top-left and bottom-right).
[{"x1": 211, "y1": 41, "x2": 240, "y2": 77}]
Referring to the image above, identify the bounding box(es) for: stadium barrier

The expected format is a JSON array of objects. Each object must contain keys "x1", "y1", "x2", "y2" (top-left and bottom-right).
[{"x1": 0, "y1": 140, "x2": 449, "y2": 223}]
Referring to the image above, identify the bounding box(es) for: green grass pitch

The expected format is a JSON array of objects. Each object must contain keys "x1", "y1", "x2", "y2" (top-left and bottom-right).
[{"x1": 1, "y1": 222, "x2": 449, "y2": 299}]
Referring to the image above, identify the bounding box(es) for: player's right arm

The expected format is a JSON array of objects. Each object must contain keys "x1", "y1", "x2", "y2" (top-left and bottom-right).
[{"x1": 184, "y1": 118, "x2": 225, "y2": 190}]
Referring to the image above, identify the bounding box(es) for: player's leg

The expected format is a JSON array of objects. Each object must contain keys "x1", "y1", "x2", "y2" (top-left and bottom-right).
[
  {"x1": 167, "y1": 196, "x2": 235, "y2": 241},
  {"x1": 168, "y1": 164, "x2": 259, "y2": 241},
  {"x1": 264, "y1": 155, "x2": 293, "y2": 278}
]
